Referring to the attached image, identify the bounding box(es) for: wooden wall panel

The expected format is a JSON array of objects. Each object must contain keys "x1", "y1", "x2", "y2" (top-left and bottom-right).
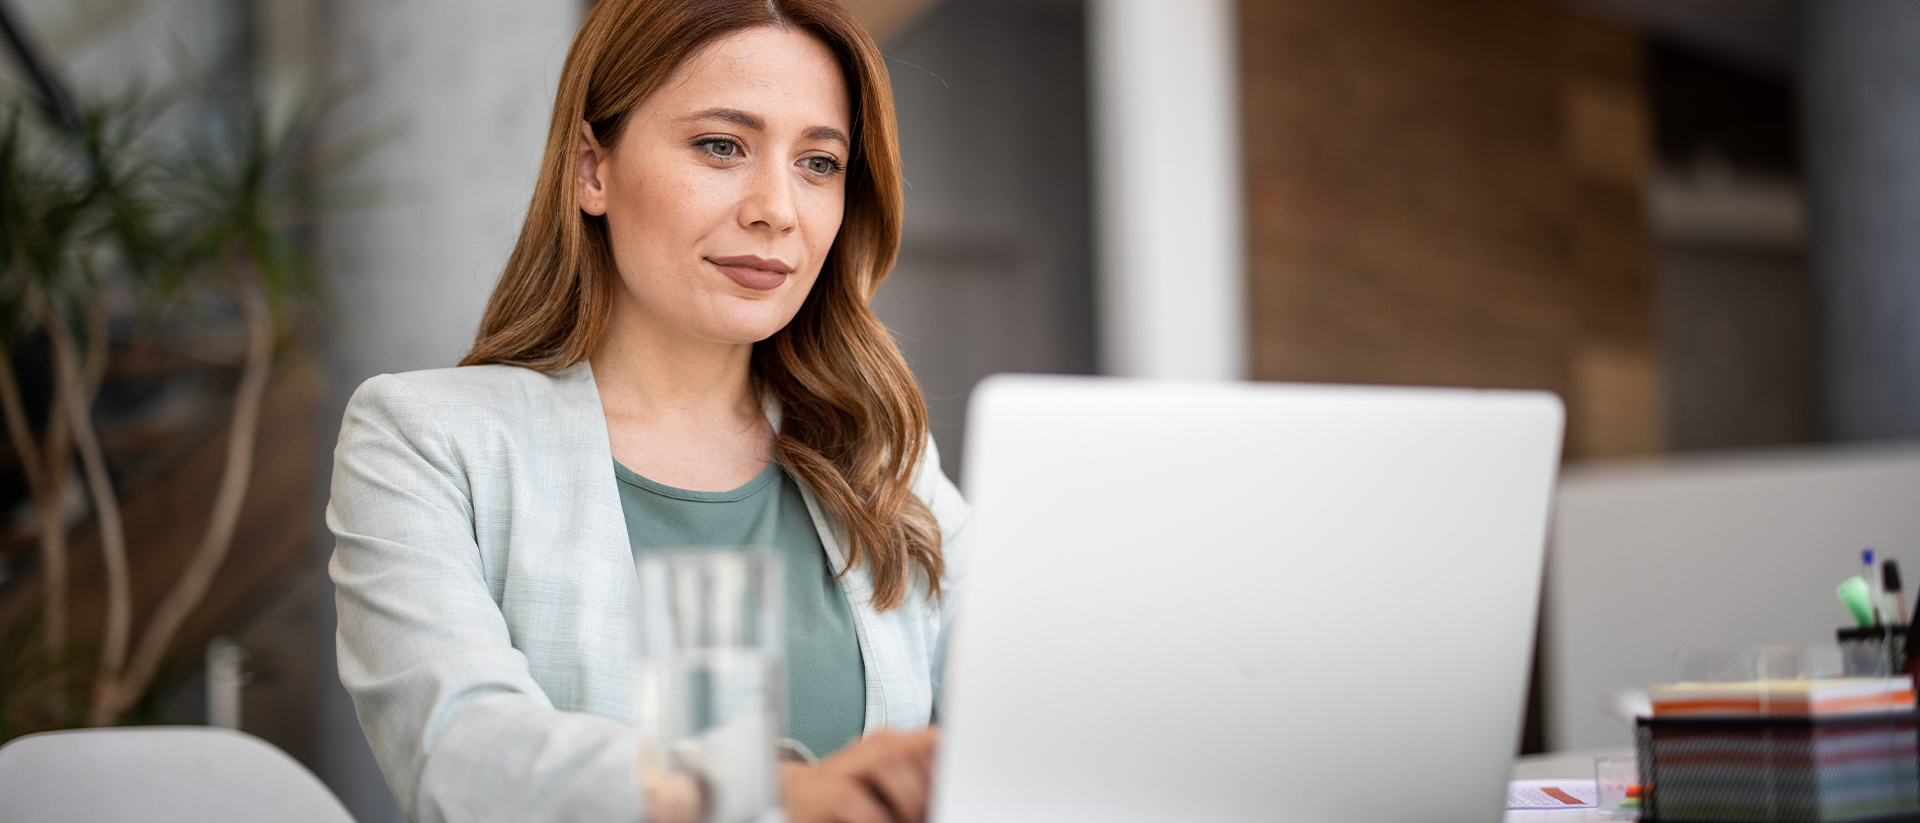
[{"x1": 1242, "y1": 0, "x2": 1661, "y2": 457}]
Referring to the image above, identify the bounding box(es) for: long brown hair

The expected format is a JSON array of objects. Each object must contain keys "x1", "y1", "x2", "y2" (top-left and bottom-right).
[{"x1": 461, "y1": 0, "x2": 941, "y2": 610}]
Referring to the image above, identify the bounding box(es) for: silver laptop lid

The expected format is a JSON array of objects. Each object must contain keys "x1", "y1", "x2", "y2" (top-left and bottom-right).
[{"x1": 932, "y1": 376, "x2": 1564, "y2": 823}]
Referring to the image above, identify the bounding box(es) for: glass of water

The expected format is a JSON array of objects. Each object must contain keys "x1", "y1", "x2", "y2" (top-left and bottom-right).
[
  {"x1": 1594, "y1": 753, "x2": 1641, "y2": 819},
  {"x1": 635, "y1": 550, "x2": 785, "y2": 823}
]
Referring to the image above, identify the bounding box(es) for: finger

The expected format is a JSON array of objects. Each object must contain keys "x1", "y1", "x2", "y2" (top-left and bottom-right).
[
  {"x1": 852, "y1": 727, "x2": 936, "y2": 766},
  {"x1": 838, "y1": 729, "x2": 904, "y2": 772},
  {"x1": 643, "y1": 771, "x2": 707, "y2": 823},
  {"x1": 859, "y1": 751, "x2": 931, "y2": 823},
  {"x1": 879, "y1": 725, "x2": 940, "y2": 775},
  {"x1": 906, "y1": 726, "x2": 939, "y2": 768},
  {"x1": 829, "y1": 782, "x2": 898, "y2": 823},
  {"x1": 888, "y1": 727, "x2": 934, "y2": 749}
]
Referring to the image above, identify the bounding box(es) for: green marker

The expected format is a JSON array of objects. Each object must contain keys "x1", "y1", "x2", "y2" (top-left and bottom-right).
[{"x1": 1839, "y1": 576, "x2": 1876, "y2": 628}]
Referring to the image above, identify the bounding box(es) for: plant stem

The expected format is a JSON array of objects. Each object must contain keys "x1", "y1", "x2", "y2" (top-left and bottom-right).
[
  {"x1": 83, "y1": 297, "x2": 107, "y2": 395},
  {"x1": 113, "y1": 287, "x2": 273, "y2": 720},
  {"x1": 33, "y1": 429, "x2": 73, "y2": 670},
  {"x1": 40, "y1": 302, "x2": 128, "y2": 728},
  {"x1": 46, "y1": 299, "x2": 105, "y2": 666}
]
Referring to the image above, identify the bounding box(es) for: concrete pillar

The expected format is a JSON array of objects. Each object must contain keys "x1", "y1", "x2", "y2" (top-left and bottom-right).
[
  {"x1": 317, "y1": 1, "x2": 581, "y2": 383},
  {"x1": 1087, "y1": 0, "x2": 1246, "y2": 380},
  {"x1": 313, "y1": 2, "x2": 582, "y2": 820},
  {"x1": 1803, "y1": 1, "x2": 1920, "y2": 440}
]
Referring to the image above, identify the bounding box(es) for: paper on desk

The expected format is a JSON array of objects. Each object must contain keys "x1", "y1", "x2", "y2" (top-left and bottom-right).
[
  {"x1": 1505, "y1": 807, "x2": 1613, "y2": 823},
  {"x1": 1507, "y1": 779, "x2": 1597, "y2": 809}
]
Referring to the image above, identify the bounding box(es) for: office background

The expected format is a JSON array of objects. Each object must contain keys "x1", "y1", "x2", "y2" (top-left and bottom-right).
[{"x1": 2, "y1": 1, "x2": 1918, "y2": 821}]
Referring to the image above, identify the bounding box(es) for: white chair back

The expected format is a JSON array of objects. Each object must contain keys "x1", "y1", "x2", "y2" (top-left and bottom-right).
[{"x1": 0, "y1": 726, "x2": 354, "y2": 823}]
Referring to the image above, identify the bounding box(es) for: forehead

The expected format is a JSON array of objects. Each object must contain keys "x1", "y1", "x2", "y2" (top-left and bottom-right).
[{"x1": 647, "y1": 26, "x2": 852, "y2": 131}]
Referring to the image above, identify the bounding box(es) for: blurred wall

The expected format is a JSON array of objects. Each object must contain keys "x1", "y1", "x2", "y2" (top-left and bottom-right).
[
  {"x1": 1240, "y1": 0, "x2": 1662, "y2": 459},
  {"x1": 1546, "y1": 446, "x2": 1920, "y2": 750},
  {"x1": 876, "y1": 0, "x2": 1098, "y2": 480},
  {"x1": 1644, "y1": 41, "x2": 1816, "y2": 452},
  {"x1": 316, "y1": 2, "x2": 579, "y2": 384},
  {"x1": 1803, "y1": 1, "x2": 1920, "y2": 442}
]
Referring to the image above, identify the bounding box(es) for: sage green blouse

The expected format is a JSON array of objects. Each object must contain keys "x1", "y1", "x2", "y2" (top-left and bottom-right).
[{"x1": 614, "y1": 460, "x2": 867, "y2": 758}]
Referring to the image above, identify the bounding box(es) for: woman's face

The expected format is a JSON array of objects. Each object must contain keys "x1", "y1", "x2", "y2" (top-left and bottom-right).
[{"x1": 578, "y1": 26, "x2": 851, "y2": 348}]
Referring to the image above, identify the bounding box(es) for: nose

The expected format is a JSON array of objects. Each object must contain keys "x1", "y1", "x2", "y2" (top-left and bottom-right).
[{"x1": 738, "y1": 156, "x2": 799, "y2": 235}]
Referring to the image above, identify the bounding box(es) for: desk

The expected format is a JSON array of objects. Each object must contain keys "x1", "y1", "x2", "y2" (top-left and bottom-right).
[{"x1": 1505, "y1": 748, "x2": 1633, "y2": 823}]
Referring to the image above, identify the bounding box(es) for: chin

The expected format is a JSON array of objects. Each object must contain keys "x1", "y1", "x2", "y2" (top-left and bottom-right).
[
  {"x1": 700, "y1": 314, "x2": 800, "y2": 346},
  {"x1": 684, "y1": 289, "x2": 810, "y2": 345}
]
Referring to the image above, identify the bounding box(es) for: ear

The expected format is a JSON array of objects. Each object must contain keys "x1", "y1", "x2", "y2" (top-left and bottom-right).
[{"x1": 576, "y1": 120, "x2": 610, "y2": 216}]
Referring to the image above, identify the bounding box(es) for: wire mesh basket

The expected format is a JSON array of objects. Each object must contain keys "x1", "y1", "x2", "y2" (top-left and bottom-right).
[{"x1": 1636, "y1": 714, "x2": 1920, "y2": 823}]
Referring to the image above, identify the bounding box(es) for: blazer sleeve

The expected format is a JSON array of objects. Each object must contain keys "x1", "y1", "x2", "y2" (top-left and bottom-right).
[
  {"x1": 327, "y1": 374, "x2": 645, "y2": 823},
  {"x1": 912, "y1": 435, "x2": 972, "y2": 712}
]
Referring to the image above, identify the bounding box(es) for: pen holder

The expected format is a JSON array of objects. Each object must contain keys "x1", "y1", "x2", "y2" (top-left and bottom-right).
[{"x1": 1838, "y1": 626, "x2": 1911, "y2": 678}]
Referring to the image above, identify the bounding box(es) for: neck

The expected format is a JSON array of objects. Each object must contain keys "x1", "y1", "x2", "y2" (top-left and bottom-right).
[
  {"x1": 589, "y1": 313, "x2": 760, "y2": 427},
  {"x1": 590, "y1": 298, "x2": 780, "y2": 491}
]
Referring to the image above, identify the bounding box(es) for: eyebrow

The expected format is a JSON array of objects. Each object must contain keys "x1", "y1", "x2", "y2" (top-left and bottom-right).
[
  {"x1": 682, "y1": 108, "x2": 850, "y2": 147},
  {"x1": 685, "y1": 107, "x2": 764, "y2": 131},
  {"x1": 805, "y1": 125, "x2": 851, "y2": 146}
]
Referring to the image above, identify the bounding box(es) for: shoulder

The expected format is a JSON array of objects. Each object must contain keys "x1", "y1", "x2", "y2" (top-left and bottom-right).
[
  {"x1": 348, "y1": 363, "x2": 592, "y2": 423},
  {"x1": 350, "y1": 363, "x2": 585, "y2": 409},
  {"x1": 341, "y1": 363, "x2": 598, "y2": 453}
]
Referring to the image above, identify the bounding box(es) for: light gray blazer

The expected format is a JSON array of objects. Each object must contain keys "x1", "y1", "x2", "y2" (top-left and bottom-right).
[{"x1": 327, "y1": 363, "x2": 969, "y2": 823}]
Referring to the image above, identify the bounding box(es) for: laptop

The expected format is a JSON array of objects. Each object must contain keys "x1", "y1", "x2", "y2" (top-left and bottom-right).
[{"x1": 930, "y1": 375, "x2": 1564, "y2": 823}]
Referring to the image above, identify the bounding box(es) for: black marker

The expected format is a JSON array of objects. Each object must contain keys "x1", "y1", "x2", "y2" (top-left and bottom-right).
[{"x1": 1886, "y1": 559, "x2": 1908, "y2": 628}]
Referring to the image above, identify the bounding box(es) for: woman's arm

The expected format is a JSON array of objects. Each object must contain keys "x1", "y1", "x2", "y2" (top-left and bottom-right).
[{"x1": 329, "y1": 374, "x2": 644, "y2": 823}]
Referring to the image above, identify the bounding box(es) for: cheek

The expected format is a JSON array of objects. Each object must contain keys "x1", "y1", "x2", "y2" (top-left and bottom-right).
[
  {"x1": 609, "y1": 164, "x2": 730, "y2": 257},
  {"x1": 802, "y1": 190, "x2": 847, "y2": 258}
]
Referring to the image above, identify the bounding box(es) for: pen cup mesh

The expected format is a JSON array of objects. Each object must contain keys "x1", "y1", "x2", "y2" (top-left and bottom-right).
[{"x1": 1837, "y1": 628, "x2": 1911, "y2": 679}]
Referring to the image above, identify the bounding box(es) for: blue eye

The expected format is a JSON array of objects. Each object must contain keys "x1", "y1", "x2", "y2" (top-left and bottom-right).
[{"x1": 804, "y1": 156, "x2": 844, "y2": 176}]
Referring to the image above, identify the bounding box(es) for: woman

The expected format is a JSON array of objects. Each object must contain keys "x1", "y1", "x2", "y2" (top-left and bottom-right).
[{"x1": 327, "y1": 2, "x2": 966, "y2": 821}]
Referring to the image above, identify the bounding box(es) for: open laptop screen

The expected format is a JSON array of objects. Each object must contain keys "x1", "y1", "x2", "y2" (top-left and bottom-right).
[{"x1": 933, "y1": 375, "x2": 1563, "y2": 823}]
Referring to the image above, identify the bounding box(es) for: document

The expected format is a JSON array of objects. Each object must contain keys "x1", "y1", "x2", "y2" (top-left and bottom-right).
[{"x1": 1506, "y1": 779, "x2": 1597, "y2": 809}]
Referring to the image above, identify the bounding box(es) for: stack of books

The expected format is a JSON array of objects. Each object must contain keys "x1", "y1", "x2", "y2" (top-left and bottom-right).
[{"x1": 1637, "y1": 678, "x2": 1920, "y2": 823}]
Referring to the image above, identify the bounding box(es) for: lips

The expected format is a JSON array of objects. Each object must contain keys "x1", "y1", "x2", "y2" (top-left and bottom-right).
[{"x1": 708, "y1": 255, "x2": 794, "y2": 291}]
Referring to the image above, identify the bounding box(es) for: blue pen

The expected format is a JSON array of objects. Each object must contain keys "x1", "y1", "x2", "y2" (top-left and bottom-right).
[{"x1": 1866, "y1": 549, "x2": 1881, "y2": 625}]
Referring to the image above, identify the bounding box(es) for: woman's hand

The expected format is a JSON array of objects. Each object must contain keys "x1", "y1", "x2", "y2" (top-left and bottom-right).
[
  {"x1": 782, "y1": 727, "x2": 939, "y2": 823},
  {"x1": 642, "y1": 769, "x2": 708, "y2": 823}
]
